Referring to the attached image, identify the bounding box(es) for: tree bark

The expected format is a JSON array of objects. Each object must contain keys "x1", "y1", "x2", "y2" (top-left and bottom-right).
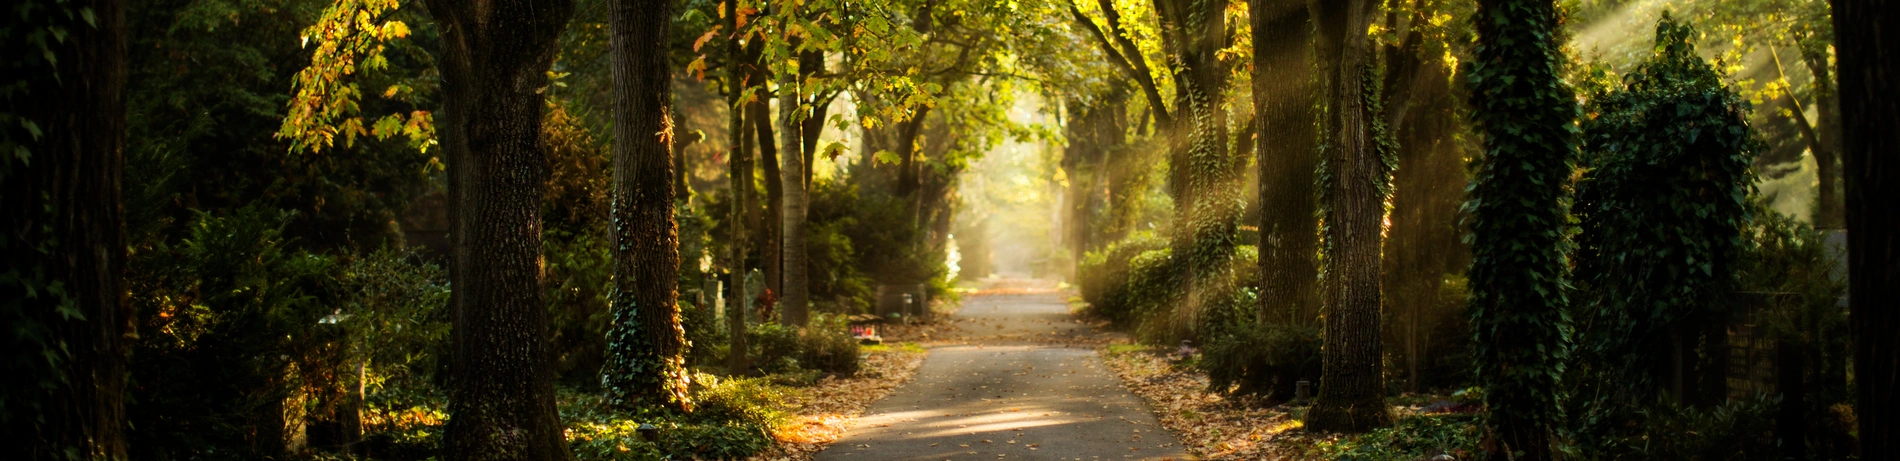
[
  {"x1": 600, "y1": 0, "x2": 691, "y2": 412},
  {"x1": 1151, "y1": 0, "x2": 1236, "y2": 340},
  {"x1": 1802, "y1": 46, "x2": 1844, "y2": 229},
  {"x1": 1465, "y1": 0, "x2": 1578, "y2": 458},
  {"x1": 1, "y1": 0, "x2": 130, "y2": 458},
  {"x1": 798, "y1": 50, "x2": 830, "y2": 190},
  {"x1": 1830, "y1": 0, "x2": 1898, "y2": 458},
  {"x1": 1251, "y1": 0, "x2": 1321, "y2": 326},
  {"x1": 724, "y1": 0, "x2": 752, "y2": 374},
  {"x1": 779, "y1": 47, "x2": 810, "y2": 328},
  {"x1": 1304, "y1": 0, "x2": 1393, "y2": 434},
  {"x1": 748, "y1": 69, "x2": 782, "y2": 298},
  {"x1": 427, "y1": 0, "x2": 575, "y2": 459}
]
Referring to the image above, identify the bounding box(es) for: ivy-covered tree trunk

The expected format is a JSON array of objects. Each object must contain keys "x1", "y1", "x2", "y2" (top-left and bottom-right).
[
  {"x1": 1305, "y1": 0, "x2": 1394, "y2": 434},
  {"x1": 1830, "y1": 0, "x2": 1898, "y2": 457},
  {"x1": 723, "y1": 0, "x2": 751, "y2": 373},
  {"x1": 1465, "y1": 0, "x2": 1577, "y2": 458},
  {"x1": 778, "y1": 44, "x2": 810, "y2": 328},
  {"x1": 1, "y1": 0, "x2": 131, "y2": 458},
  {"x1": 428, "y1": 0, "x2": 575, "y2": 459},
  {"x1": 1153, "y1": 0, "x2": 1236, "y2": 340},
  {"x1": 1250, "y1": 0, "x2": 1320, "y2": 326},
  {"x1": 600, "y1": 0, "x2": 690, "y2": 412}
]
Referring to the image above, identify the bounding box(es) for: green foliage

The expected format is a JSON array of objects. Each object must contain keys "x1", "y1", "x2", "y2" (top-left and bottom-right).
[
  {"x1": 1318, "y1": 414, "x2": 1482, "y2": 461},
  {"x1": 563, "y1": 380, "x2": 782, "y2": 461},
  {"x1": 1462, "y1": 0, "x2": 1579, "y2": 452},
  {"x1": 741, "y1": 313, "x2": 862, "y2": 375},
  {"x1": 1077, "y1": 230, "x2": 1169, "y2": 325},
  {"x1": 1199, "y1": 322, "x2": 1321, "y2": 400},
  {"x1": 125, "y1": 207, "x2": 341, "y2": 459},
  {"x1": 1568, "y1": 17, "x2": 1763, "y2": 451},
  {"x1": 1589, "y1": 396, "x2": 1782, "y2": 460},
  {"x1": 1574, "y1": 14, "x2": 1760, "y2": 367}
]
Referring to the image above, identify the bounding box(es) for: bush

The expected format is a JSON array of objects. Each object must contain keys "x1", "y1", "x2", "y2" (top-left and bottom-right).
[
  {"x1": 1589, "y1": 396, "x2": 1780, "y2": 460},
  {"x1": 1077, "y1": 231, "x2": 1168, "y2": 324},
  {"x1": 742, "y1": 314, "x2": 863, "y2": 375},
  {"x1": 562, "y1": 379, "x2": 782, "y2": 461},
  {"x1": 799, "y1": 314, "x2": 864, "y2": 375},
  {"x1": 1318, "y1": 414, "x2": 1481, "y2": 461},
  {"x1": 1199, "y1": 322, "x2": 1321, "y2": 402}
]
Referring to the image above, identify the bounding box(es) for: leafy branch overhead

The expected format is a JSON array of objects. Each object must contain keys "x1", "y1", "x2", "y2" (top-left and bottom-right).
[{"x1": 278, "y1": 0, "x2": 435, "y2": 155}]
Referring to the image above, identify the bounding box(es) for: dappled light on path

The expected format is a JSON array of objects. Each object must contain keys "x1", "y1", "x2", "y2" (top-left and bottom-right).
[{"x1": 814, "y1": 279, "x2": 1188, "y2": 461}]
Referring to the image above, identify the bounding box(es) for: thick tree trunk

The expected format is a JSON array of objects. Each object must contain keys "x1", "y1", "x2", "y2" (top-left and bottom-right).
[
  {"x1": 427, "y1": 0, "x2": 575, "y2": 459},
  {"x1": 723, "y1": 0, "x2": 751, "y2": 373},
  {"x1": 1251, "y1": 0, "x2": 1321, "y2": 326},
  {"x1": 1830, "y1": 1, "x2": 1898, "y2": 458},
  {"x1": 600, "y1": 0, "x2": 690, "y2": 412},
  {"x1": 1304, "y1": 0, "x2": 1393, "y2": 434},
  {"x1": 0, "y1": 0, "x2": 130, "y2": 458},
  {"x1": 1153, "y1": 0, "x2": 1235, "y2": 340},
  {"x1": 779, "y1": 55, "x2": 810, "y2": 328},
  {"x1": 1465, "y1": 0, "x2": 1578, "y2": 458}
]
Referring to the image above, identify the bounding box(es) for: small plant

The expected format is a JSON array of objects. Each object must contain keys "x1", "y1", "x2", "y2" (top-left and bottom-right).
[{"x1": 1318, "y1": 413, "x2": 1481, "y2": 461}]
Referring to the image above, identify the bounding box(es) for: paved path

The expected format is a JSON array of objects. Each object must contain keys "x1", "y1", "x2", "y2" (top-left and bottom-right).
[{"x1": 815, "y1": 279, "x2": 1191, "y2": 461}]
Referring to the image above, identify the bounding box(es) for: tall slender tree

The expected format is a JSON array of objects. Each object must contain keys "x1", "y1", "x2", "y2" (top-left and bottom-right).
[
  {"x1": 600, "y1": 0, "x2": 691, "y2": 411},
  {"x1": 777, "y1": 29, "x2": 811, "y2": 327},
  {"x1": 426, "y1": 0, "x2": 576, "y2": 458},
  {"x1": 723, "y1": 0, "x2": 752, "y2": 374},
  {"x1": 1, "y1": 0, "x2": 131, "y2": 459},
  {"x1": 1304, "y1": 0, "x2": 1395, "y2": 433},
  {"x1": 1830, "y1": 0, "x2": 1898, "y2": 457},
  {"x1": 1250, "y1": 0, "x2": 1320, "y2": 326},
  {"x1": 1465, "y1": 0, "x2": 1577, "y2": 458}
]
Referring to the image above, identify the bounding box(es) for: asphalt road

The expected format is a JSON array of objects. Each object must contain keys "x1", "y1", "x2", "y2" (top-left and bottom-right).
[{"x1": 814, "y1": 279, "x2": 1192, "y2": 461}]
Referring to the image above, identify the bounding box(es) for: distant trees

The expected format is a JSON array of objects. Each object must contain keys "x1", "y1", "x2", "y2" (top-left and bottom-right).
[
  {"x1": 425, "y1": 0, "x2": 577, "y2": 459},
  {"x1": 0, "y1": 0, "x2": 132, "y2": 458},
  {"x1": 601, "y1": 0, "x2": 692, "y2": 411},
  {"x1": 1829, "y1": 0, "x2": 1898, "y2": 457},
  {"x1": 1464, "y1": 0, "x2": 1577, "y2": 458}
]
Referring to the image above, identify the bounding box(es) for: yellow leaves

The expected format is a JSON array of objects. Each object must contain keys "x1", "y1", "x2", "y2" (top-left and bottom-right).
[
  {"x1": 687, "y1": 55, "x2": 710, "y2": 80},
  {"x1": 751, "y1": 347, "x2": 927, "y2": 460},
  {"x1": 280, "y1": 0, "x2": 426, "y2": 155},
  {"x1": 694, "y1": 26, "x2": 724, "y2": 52}
]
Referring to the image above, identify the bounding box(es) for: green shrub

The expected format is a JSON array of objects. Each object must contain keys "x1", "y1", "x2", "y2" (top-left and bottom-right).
[
  {"x1": 1318, "y1": 414, "x2": 1480, "y2": 461},
  {"x1": 1589, "y1": 396, "x2": 1780, "y2": 460},
  {"x1": 690, "y1": 374, "x2": 792, "y2": 430},
  {"x1": 742, "y1": 314, "x2": 863, "y2": 375},
  {"x1": 799, "y1": 314, "x2": 863, "y2": 375},
  {"x1": 1199, "y1": 322, "x2": 1321, "y2": 402},
  {"x1": 747, "y1": 322, "x2": 805, "y2": 374},
  {"x1": 1124, "y1": 248, "x2": 1179, "y2": 341},
  {"x1": 1077, "y1": 231, "x2": 1168, "y2": 324}
]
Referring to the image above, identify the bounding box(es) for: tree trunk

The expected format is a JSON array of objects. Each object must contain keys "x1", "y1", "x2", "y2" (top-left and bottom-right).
[
  {"x1": 600, "y1": 0, "x2": 691, "y2": 412},
  {"x1": 798, "y1": 50, "x2": 830, "y2": 190},
  {"x1": 1153, "y1": 0, "x2": 1235, "y2": 341},
  {"x1": 1304, "y1": 0, "x2": 1393, "y2": 434},
  {"x1": 749, "y1": 80, "x2": 782, "y2": 298},
  {"x1": 1465, "y1": 0, "x2": 1578, "y2": 458},
  {"x1": 428, "y1": 0, "x2": 575, "y2": 459},
  {"x1": 1803, "y1": 47, "x2": 1844, "y2": 229},
  {"x1": 0, "y1": 0, "x2": 130, "y2": 458},
  {"x1": 779, "y1": 50, "x2": 810, "y2": 328},
  {"x1": 1831, "y1": 0, "x2": 1898, "y2": 458},
  {"x1": 1251, "y1": 0, "x2": 1321, "y2": 326},
  {"x1": 723, "y1": 0, "x2": 751, "y2": 374}
]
